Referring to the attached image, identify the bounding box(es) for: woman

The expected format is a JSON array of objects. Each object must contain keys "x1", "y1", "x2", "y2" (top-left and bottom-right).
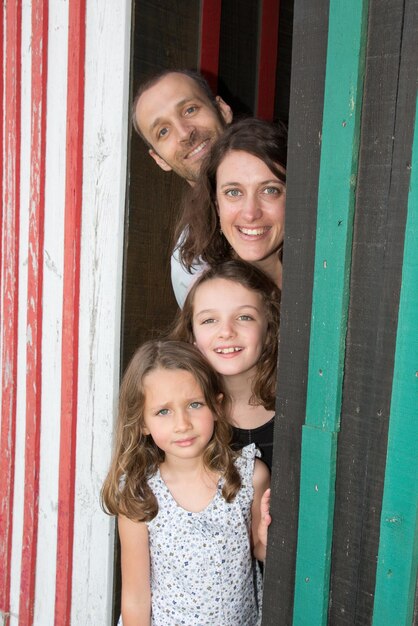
[{"x1": 173, "y1": 117, "x2": 287, "y2": 305}]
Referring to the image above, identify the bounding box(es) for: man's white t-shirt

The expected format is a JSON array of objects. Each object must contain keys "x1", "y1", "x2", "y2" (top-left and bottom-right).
[{"x1": 170, "y1": 243, "x2": 206, "y2": 308}]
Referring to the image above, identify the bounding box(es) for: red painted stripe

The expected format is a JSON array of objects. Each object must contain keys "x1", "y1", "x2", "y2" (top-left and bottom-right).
[
  {"x1": 18, "y1": 2, "x2": 48, "y2": 623},
  {"x1": 54, "y1": 1, "x2": 86, "y2": 623},
  {"x1": 0, "y1": 3, "x2": 22, "y2": 617},
  {"x1": 0, "y1": 0, "x2": 3, "y2": 268},
  {"x1": 199, "y1": 0, "x2": 222, "y2": 93},
  {"x1": 256, "y1": 0, "x2": 280, "y2": 120}
]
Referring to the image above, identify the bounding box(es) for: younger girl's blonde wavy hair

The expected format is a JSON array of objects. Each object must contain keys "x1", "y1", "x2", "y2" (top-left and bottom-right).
[{"x1": 101, "y1": 340, "x2": 241, "y2": 522}]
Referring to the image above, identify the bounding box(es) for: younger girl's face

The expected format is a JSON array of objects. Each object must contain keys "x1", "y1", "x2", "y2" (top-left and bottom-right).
[
  {"x1": 192, "y1": 278, "x2": 268, "y2": 379},
  {"x1": 216, "y1": 150, "x2": 286, "y2": 275},
  {"x1": 142, "y1": 367, "x2": 216, "y2": 461}
]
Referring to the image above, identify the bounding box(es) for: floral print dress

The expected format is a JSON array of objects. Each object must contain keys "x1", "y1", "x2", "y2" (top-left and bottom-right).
[{"x1": 146, "y1": 444, "x2": 263, "y2": 626}]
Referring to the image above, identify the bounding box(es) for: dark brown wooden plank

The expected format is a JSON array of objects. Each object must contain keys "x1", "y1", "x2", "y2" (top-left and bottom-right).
[
  {"x1": 328, "y1": 0, "x2": 418, "y2": 623},
  {"x1": 261, "y1": 1, "x2": 329, "y2": 623}
]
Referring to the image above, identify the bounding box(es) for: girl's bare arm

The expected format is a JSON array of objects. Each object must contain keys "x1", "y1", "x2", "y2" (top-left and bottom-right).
[
  {"x1": 251, "y1": 459, "x2": 272, "y2": 562},
  {"x1": 118, "y1": 514, "x2": 151, "y2": 626}
]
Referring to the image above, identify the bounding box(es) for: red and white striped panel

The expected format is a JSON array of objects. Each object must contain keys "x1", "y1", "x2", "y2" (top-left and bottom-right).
[{"x1": 0, "y1": 2, "x2": 131, "y2": 624}]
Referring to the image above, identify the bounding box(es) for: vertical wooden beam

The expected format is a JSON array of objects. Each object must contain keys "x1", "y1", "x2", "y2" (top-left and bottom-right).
[
  {"x1": 18, "y1": 2, "x2": 48, "y2": 623},
  {"x1": 255, "y1": 0, "x2": 280, "y2": 121},
  {"x1": 371, "y1": 96, "x2": 418, "y2": 626},
  {"x1": 54, "y1": 1, "x2": 86, "y2": 623},
  {"x1": 292, "y1": 1, "x2": 368, "y2": 624},
  {"x1": 0, "y1": 3, "x2": 22, "y2": 620},
  {"x1": 199, "y1": 0, "x2": 222, "y2": 93},
  {"x1": 261, "y1": 1, "x2": 328, "y2": 623},
  {"x1": 328, "y1": 1, "x2": 418, "y2": 621}
]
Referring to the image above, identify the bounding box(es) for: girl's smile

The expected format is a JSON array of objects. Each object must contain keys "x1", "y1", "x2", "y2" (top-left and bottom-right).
[{"x1": 192, "y1": 278, "x2": 268, "y2": 379}]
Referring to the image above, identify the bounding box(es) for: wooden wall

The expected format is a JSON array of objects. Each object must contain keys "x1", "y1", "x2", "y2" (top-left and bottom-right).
[
  {"x1": 263, "y1": 1, "x2": 418, "y2": 625},
  {"x1": 0, "y1": 3, "x2": 131, "y2": 624}
]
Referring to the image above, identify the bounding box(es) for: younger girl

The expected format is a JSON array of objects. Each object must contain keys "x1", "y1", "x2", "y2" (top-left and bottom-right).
[
  {"x1": 170, "y1": 260, "x2": 280, "y2": 470},
  {"x1": 102, "y1": 340, "x2": 271, "y2": 626}
]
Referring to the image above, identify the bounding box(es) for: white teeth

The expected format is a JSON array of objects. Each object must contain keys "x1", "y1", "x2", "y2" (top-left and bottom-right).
[
  {"x1": 188, "y1": 141, "x2": 207, "y2": 158},
  {"x1": 215, "y1": 347, "x2": 242, "y2": 354},
  {"x1": 239, "y1": 227, "x2": 266, "y2": 236}
]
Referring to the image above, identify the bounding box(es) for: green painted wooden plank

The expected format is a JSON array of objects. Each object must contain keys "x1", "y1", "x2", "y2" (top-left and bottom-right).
[
  {"x1": 293, "y1": 1, "x2": 369, "y2": 624},
  {"x1": 372, "y1": 96, "x2": 418, "y2": 626},
  {"x1": 305, "y1": 0, "x2": 368, "y2": 431},
  {"x1": 293, "y1": 427, "x2": 337, "y2": 626}
]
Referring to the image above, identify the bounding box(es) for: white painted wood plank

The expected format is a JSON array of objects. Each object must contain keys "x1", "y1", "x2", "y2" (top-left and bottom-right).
[
  {"x1": 33, "y1": 1, "x2": 69, "y2": 624},
  {"x1": 71, "y1": 1, "x2": 132, "y2": 623}
]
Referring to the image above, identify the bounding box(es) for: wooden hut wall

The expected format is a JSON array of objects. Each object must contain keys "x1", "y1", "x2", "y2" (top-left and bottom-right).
[
  {"x1": 0, "y1": 3, "x2": 131, "y2": 624},
  {"x1": 263, "y1": 1, "x2": 418, "y2": 625}
]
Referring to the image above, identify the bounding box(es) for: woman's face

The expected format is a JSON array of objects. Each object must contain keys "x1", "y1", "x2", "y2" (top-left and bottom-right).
[{"x1": 215, "y1": 150, "x2": 286, "y2": 274}]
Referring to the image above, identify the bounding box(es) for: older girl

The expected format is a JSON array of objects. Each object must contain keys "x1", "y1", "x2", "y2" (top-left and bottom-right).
[{"x1": 170, "y1": 260, "x2": 280, "y2": 470}]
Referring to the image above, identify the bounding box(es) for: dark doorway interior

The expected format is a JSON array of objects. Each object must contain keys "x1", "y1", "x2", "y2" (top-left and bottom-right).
[{"x1": 115, "y1": 1, "x2": 293, "y2": 623}]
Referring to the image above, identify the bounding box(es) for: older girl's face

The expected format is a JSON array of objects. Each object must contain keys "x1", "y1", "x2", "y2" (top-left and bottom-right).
[{"x1": 216, "y1": 150, "x2": 286, "y2": 276}]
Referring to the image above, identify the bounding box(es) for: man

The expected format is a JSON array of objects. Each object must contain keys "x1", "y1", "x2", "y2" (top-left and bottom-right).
[
  {"x1": 133, "y1": 69, "x2": 232, "y2": 183},
  {"x1": 132, "y1": 70, "x2": 233, "y2": 304}
]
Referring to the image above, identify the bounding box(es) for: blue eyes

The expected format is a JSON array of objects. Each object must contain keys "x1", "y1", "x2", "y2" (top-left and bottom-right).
[
  {"x1": 200, "y1": 315, "x2": 254, "y2": 324},
  {"x1": 155, "y1": 401, "x2": 203, "y2": 416},
  {"x1": 156, "y1": 106, "x2": 199, "y2": 139},
  {"x1": 224, "y1": 186, "x2": 282, "y2": 197}
]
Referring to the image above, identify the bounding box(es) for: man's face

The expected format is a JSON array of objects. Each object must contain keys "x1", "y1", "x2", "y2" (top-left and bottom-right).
[{"x1": 134, "y1": 73, "x2": 232, "y2": 183}]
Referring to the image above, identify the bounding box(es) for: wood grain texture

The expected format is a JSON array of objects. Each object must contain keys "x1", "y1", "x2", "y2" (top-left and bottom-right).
[
  {"x1": 293, "y1": 2, "x2": 368, "y2": 623},
  {"x1": 70, "y1": 2, "x2": 131, "y2": 624},
  {"x1": 328, "y1": 0, "x2": 418, "y2": 623},
  {"x1": 54, "y1": 1, "x2": 86, "y2": 623},
  {"x1": 261, "y1": 1, "x2": 328, "y2": 623},
  {"x1": 19, "y1": 2, "x2": 48, "y2": 623},
  {"x1": 372, "y1": 95, "x2": 418, "y2": 625},
  {"x1": 0, "y1": 2, "x2": 22, "y2": 617}
]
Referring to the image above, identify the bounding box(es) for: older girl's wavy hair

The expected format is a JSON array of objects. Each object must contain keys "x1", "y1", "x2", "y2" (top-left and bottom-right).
[
  {"x1": 169, "y1": 260, "x2": 281, "y2": 410},
  {"x1": 175, "y1": 117, "x2": 287, "y2": 270},
  {"x1": 101, "y1": 340, "x2": 240, "y2": 522}
]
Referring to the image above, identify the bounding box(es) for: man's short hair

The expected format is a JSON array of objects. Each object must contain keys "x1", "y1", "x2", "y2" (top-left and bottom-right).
[{"x1": 131, "y1": 69, "x2": 217, "y2": 142}]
